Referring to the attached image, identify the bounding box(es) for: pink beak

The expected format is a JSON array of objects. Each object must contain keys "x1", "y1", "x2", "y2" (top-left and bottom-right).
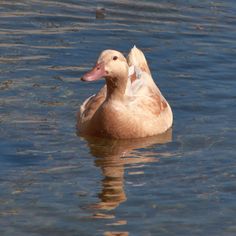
[{"x1": 81, "y1": 62, "x2": 106, "y2": 82}]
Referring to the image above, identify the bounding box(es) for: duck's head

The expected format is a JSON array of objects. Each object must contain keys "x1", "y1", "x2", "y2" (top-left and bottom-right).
[{"x1": 81, "y1": 50, "x2": 128, "y2": 82}]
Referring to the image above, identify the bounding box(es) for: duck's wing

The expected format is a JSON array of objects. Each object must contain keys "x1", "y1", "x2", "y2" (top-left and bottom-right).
[
  {"x1": 127, "y1": 45, "x2": 151, "y2": 76},
  {"x1": 127, "y1": 46, "x2": 159, "y2": 90},
  {"x1": 126, "y1": 46, "x2": 160, "y2": 95},
  {"x1": 126, "y1": 46, "x2": 172, "y2": 119},
  {"x1": 78, "y1": 85, "x2": 106, "y2": 124}
]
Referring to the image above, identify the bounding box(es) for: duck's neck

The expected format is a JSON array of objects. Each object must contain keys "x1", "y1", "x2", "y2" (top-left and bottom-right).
[{"x1": 105, "y1": 75, "x2": 128, "y2": 101}]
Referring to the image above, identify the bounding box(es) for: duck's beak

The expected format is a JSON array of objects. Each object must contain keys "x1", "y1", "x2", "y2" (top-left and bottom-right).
[{"x1": 81, "y1": 62, "x2": 106, "y2": 82}]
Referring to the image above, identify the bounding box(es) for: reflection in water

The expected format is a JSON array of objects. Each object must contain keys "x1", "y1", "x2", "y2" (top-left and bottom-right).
[
  {"x1": 85, "y1": 129, "x2": 172, "y2": 158},
  {"x1": 104, "y1": 231, "x2": 129, "y2": 236},
  {"x1": 82, "y1": 129, "x2": 172, "y2": 211},
  {"x1": 82, "y1": 130, "x2": 172, "y2": 235}
]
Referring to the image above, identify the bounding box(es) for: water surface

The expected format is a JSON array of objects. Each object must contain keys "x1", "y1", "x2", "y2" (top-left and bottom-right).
[{"x1": 0, "y1": 1, "x2": 236, "y2": 235}]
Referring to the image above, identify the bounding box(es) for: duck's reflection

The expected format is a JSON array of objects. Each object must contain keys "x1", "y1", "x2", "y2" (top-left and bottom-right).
[{"x1": 82, "y1": 129, "x2": 172, "y2": 211}]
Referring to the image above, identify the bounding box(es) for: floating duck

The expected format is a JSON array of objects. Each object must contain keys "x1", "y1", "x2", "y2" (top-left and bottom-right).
[{"x1": 77, "y1": 46, "x2": 173, "y2": 139}]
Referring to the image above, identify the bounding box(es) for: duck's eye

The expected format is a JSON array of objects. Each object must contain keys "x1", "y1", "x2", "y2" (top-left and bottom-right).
[{"x1": 113, "y1": 56, "x2": 118, "y2": 61}]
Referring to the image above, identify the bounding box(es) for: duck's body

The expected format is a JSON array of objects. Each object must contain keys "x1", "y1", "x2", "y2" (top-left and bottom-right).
[{"x1": 77, "y1": 46, "x2": 173, "y2": 139}]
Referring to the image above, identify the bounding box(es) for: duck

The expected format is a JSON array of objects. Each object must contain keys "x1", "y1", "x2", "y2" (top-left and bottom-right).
[{"x1": 77, "y1": 46, "x2": 173, "y2": 139}]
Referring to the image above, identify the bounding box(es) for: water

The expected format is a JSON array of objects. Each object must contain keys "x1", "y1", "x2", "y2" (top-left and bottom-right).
[{"x1": 0, "y1": 0, "x2": 236, "y2": 235}]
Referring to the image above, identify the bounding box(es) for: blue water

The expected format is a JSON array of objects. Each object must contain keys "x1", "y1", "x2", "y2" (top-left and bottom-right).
[{"x1": 0, "y1": 1, "x2": 236, "y2": 235}]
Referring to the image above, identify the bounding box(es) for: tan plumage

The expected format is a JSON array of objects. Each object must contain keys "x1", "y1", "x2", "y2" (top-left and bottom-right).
[{"x1": 77, "y1": 46, "x2": 173, "y2": 139}]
